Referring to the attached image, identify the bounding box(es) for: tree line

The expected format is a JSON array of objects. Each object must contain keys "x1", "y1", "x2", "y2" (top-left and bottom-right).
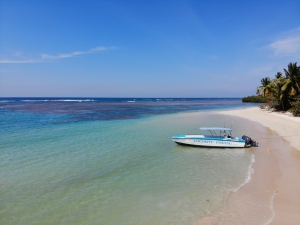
[{"x1": 243, "y1": 62, "x2": 300, "y2": 116}]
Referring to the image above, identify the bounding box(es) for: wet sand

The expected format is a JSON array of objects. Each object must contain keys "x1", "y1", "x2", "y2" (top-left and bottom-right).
[{"x1": 217, "y1": 107, "x2": 300, "y2": 225}]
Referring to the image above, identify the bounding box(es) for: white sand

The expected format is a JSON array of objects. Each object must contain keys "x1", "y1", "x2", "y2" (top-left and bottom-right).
[
  {"x1": 218, "y1": 107, "x2": 300, "y2": 151},
  {"x1": 218, "y1": 107, "x2": 300, "y2": 225}
]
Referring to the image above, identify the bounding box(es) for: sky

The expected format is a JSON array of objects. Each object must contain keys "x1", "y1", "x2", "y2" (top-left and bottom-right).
[{"x1": 1, "y1": 0, "x2": 300, "y2": 97}]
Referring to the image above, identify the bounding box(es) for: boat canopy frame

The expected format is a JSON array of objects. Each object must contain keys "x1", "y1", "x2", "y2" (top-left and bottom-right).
[{"x1": 200, "y1": 127, "x2": 232, "y2": 137}]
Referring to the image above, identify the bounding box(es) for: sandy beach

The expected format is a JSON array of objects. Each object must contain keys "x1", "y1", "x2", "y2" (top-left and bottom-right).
[{"x1": 217, "y1": 107, "x2": 300, "y2": 225}]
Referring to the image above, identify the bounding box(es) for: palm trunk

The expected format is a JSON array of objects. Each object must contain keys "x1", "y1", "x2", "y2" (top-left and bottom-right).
[{"x1": 281, "y1": 100, "x2": 285, "y2": 111}]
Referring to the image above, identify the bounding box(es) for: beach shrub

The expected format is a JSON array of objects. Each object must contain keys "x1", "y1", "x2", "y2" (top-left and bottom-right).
[
  {"x1": 290, "y1": 98, "x2": 300, "y2": 116},
  {"x1": 268, "y1": 100, "x2": 282, "y2": 111},
  {"x1": 242, "y1": 95, "x2": 267, "y2": 103}
]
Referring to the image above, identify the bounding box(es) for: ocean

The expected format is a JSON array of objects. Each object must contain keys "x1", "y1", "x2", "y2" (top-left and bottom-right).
[{"x1": 1, "y1": 98, "x2": 261, "y2": 224}]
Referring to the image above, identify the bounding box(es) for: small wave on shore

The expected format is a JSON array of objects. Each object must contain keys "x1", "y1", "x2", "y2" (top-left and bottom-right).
[
  {"x1": 232, "y1": 153, "x2": 255, "y2": 193},
  {"x1": 196, "y1": 119, "x2": 282, "y2": 225}
]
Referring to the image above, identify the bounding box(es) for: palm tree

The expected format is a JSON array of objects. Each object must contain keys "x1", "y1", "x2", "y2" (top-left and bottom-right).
[
  {"x1": 275, "y1": 76, "x2": 287, "y2": 110},
  {"x1": 281, "y1": 62, "x2": 300, "y2": 97},
  {"x1": 255, "y1": 62, "x2": 300, "y2": 112},
  {"x1": 257, "y1": 77, "x2": 272, "y2": 97},
  {"x1": 275, "y1": 72, "x2": 282, "y2": 79}
]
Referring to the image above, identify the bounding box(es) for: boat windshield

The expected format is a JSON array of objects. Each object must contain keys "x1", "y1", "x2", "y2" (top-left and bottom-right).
[{"x1": 200, "y1": 127, "x2": 232, "y2": 136}]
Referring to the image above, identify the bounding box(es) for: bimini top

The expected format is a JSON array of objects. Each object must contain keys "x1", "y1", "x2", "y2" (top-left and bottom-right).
[{"x1": 200, "y1": 127, "x2": 232, "y2": 131}]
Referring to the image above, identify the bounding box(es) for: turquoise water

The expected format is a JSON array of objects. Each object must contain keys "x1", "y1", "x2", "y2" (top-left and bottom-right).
[{"x1": 0, "y1": 109, "x2": 255, "y2": 225}]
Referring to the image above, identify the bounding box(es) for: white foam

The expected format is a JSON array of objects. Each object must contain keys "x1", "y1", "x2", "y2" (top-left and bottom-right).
[
  {"x1": 21, "y1": 99, "x2": 94, "y2": 102},
  {"x1": 21, "y1": 100, "x2": 48, "y2": 102},
  {"x1": 0, "y1": 100, "x2": 15, "y2": 102},
  {"x1": 264, "y1": 194, "x2": 276, "y2": 225},
  {"x1": 56, "y1": 99, "x2": 94, "y2": 102},
  {"x1": 232, "y1": 152, "x2": 255, "y2": 192}
]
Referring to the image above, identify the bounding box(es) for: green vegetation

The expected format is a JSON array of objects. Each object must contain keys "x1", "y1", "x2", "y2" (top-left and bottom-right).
[
  {"x1": 290, "y1": 98, "x2": 300, "y2": 116},
  {"x1": 255, "y1": 62, "x2": 300, "y2": 116},
  {"x1": 242, "y1": 95, "x2": 267, "y2": 103}
]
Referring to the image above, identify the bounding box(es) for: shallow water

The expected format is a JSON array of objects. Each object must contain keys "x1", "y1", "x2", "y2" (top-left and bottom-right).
[
  {"x1": 1, "y1": 98, "x2": 262, "y2": 224},
  {"x1": 196, "y1": 118, "x2": 283, "y2": 225}
]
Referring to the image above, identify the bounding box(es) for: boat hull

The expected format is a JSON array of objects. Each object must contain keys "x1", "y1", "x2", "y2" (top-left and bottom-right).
[{"x1": 171, "y1": 136, "x2": 246, "y2": 148}]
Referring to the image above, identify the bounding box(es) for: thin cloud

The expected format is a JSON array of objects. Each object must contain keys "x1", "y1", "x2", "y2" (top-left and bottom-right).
[
  {"x1": 0, "y1": 59, "x2": 42, "y2": 64},
  {"x1": 0, "y1": 69, "x2": 12, "y2": 72},
  {"x1": 207, "y1": 55, "x2": 219, "y2": 60},
  {"x1": 41, "y1": 46, "x2": 111, "y2": 60},
  {"x1": 268, "y1": 35, "x2": 300, "y2": 56},
  {"x1": 252, "y1": 66, "x2": 273, "y2": 73},
  {"x1": 0, "y1": 46, "x2": 114, "y2": 63}
]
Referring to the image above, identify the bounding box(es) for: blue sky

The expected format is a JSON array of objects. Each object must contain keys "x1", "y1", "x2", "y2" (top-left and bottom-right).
[{"x1": 1, "y1": 0, "x2": 300, "y2": 97}]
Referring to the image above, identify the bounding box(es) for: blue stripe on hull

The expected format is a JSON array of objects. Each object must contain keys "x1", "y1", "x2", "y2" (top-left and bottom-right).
[
  {"x1": 171, "y1": 137, "x2": 246, "y2": 148},
  {"x1": 171, "y1": 135, "x2": 245, "y2": 143}
]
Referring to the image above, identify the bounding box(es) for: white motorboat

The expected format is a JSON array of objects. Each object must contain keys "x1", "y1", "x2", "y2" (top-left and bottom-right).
[{"x1": 171, "y1": 127, "x2": 257, "y2": 148}]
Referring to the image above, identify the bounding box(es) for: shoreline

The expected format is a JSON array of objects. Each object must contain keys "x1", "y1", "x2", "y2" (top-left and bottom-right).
[
  {"x1": 217, "y1": 107, "x2": 300, "y2": 224},
  {"x1": 218, "y1": 107, "x2": 300, "y2": 151}
]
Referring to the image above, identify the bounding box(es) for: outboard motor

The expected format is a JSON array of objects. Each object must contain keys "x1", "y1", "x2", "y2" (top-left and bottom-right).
[{"x1": 242, "y1": 135, "x2": 258, "y2": 147}]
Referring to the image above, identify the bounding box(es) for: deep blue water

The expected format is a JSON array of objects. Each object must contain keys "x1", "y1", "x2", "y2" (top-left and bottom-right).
[{"x1": 0, "y1": 97, "x2": 258, "y2": 126}]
